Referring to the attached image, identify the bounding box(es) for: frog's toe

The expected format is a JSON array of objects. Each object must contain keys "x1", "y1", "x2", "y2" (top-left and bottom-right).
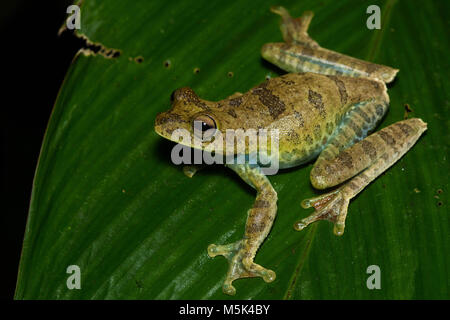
[
  {"x1": 222, "y1": 282, "x2": 237, "y2": 296},
  {"x1": 242, "y1": 257, "x2": 276, "y2": 282},
  {"x1": 207, "y1": 241, "x2": 241, "y2": 259},
  {"x1": 207, "y1": 240, "x2": 276, "y2": 295},
  {"x1": 295, "y1": 189, "x2": 350, "y2": 236}
]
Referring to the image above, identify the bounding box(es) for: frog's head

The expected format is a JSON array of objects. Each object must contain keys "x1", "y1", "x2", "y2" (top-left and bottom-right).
[{"x1": 155, "y1": 87, "x2": 222, "y2": 151}]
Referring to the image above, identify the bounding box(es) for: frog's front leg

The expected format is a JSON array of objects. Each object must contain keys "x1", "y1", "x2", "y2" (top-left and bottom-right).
[
  {"x1": 183, "y1": 164, "x2": 205, "y2": 178},
  {"x1": 296, "y1": 118, "x2": 427, "y2": 236},
  {"x1": 208, "y1": 164, "x2": 277, "y2": 295}
]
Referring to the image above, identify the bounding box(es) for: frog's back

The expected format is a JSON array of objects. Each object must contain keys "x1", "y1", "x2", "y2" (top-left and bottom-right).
[{"x1": 226, "y1": 72, "x2": 388, "y2": 168}]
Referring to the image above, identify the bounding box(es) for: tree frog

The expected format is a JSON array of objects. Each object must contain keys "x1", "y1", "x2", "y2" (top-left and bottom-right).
[{"x1": 154, "y1": 7, "x2": 427, "y2": 295}]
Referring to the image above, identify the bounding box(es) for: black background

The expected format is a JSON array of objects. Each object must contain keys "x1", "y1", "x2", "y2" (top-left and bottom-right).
[{"x1": 2, "y1": 0, "x2": 81, "y2": 299}]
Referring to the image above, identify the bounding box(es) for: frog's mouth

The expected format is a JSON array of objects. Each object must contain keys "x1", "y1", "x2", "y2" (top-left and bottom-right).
[{"x1": 157, "y1": 128, "x2": 246, "y2": 161}]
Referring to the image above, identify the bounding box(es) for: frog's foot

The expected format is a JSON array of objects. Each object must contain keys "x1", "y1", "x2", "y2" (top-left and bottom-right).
[
  {"x1": 183, "y1": 164, "x2": 205, "y2": 178},
  {"x1": 270, "y1": 6, "x2": 319, "y2": 48},
  {"x1": 295, "y1": 188, "x2": 350, "y2": 236},
  {"x1": 207, "y1": 240, "x2": 276, "y2": 295}
]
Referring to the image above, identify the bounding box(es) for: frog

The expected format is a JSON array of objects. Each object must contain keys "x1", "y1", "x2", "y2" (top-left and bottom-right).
[{"x1": 154, "y1": 6, "x2": 427, "y2": 296}]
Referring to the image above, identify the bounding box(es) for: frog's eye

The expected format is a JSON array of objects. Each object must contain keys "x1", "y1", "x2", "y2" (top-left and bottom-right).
[{"x1": 193, "y1": 114, "x2": 217, "y2": 141}]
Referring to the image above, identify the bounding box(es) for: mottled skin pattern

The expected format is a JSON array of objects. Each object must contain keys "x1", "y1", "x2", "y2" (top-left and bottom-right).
[{"x1": 154, "y1": 7, "x2": 427, "y2": 295}]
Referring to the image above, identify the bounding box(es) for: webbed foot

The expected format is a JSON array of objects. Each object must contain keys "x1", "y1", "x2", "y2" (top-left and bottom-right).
[
  {"x1": 295, "y1": 189, "x2": 350, "y2": 236},
  {"x1": 207, "y1": 240, "x2": 276, "y2": 295}
]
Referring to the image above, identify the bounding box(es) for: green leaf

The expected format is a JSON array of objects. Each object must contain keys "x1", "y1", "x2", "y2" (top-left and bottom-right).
[{"x1": 15, "y1": 0, "x2": 449, "y2": 299}]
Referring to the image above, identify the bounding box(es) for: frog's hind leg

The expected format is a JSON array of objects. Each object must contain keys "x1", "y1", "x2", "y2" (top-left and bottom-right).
[
  {"x1": 296, "y1": 118, "x2": 427, "y2": 235},
  {"x1": 317, "y1": 98, "x2": 390, "y2": 169},
  {"x1": 208, "y1": 164, "x2": 277, "y2": 295},
  {"x1": 262, "y1": 7, "x2": 399, "y2": 82},
  {"x1": 296, "y1": 98, "x2": 389, "y2": 234}
]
